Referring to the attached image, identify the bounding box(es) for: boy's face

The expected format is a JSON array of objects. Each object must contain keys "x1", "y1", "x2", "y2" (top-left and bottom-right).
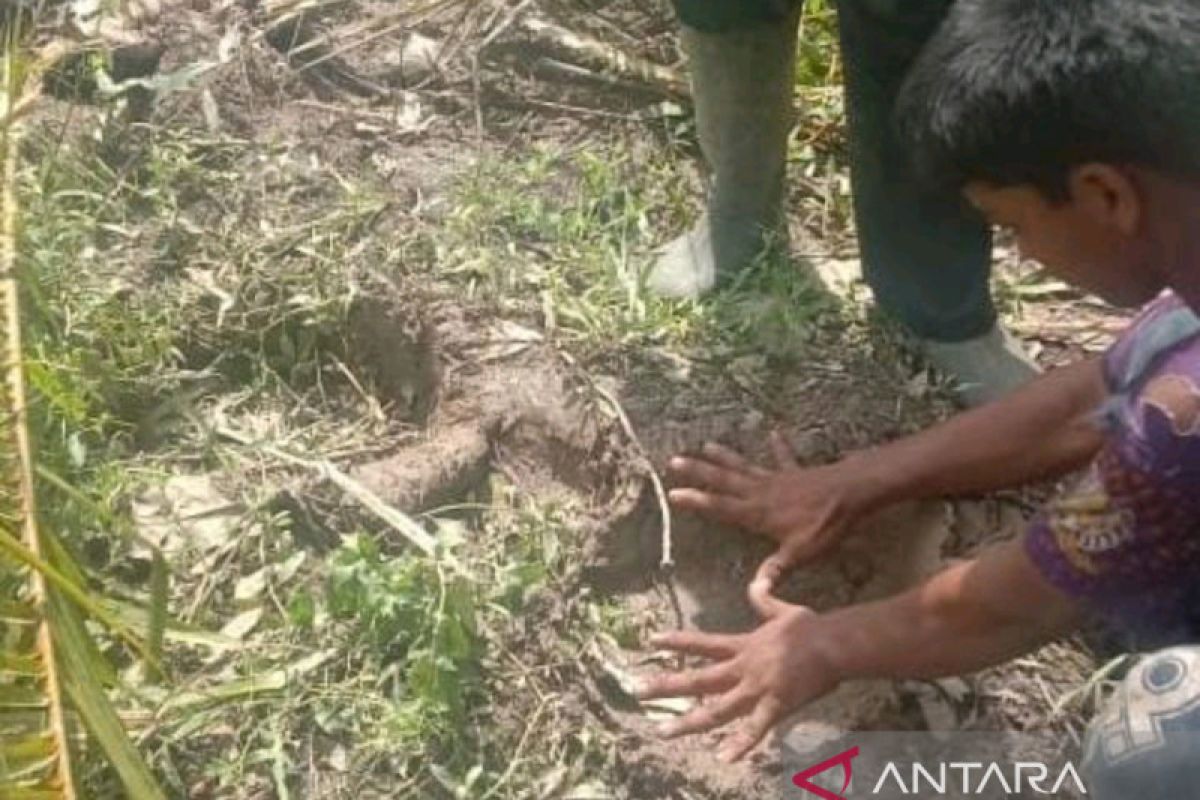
[{"x1": 965, "y1": 167, "x2": 1168, "y2": 308}]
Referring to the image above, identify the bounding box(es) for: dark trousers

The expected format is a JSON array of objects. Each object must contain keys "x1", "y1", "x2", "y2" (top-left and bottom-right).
[{"x1": 671, "y1": 0, "x2": 996, "y2": 342}]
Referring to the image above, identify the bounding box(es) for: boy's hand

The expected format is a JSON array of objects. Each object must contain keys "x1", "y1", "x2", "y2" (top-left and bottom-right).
[
  {"x1": 667, "y1": 434, "x2": 873, "y2": 583},
  {"x1": 637, "y1": 541, "x2": 1085, "y2": 762},
  {"x1": 635, "y1": 580, "x2": 840, "y2": 762}
]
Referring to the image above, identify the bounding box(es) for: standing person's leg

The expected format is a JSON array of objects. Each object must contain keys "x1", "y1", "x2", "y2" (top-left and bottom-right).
[
  {"x1": 649, "y1": 0, "x2": 802, "y2": 298},
  {"x1": 1083, "y1": 647, "x2": 1200, "y2": 798},
  {"x1": 837, "y1": 0, "x2": 1038, "y2": 405}
]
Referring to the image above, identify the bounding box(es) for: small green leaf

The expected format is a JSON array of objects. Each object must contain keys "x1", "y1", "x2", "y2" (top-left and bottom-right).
[
  {"x1": 0, "y1": 598, "x2": 36, "y2": 623},
  {"x1": 286, "y1": 591, "x2": 315, "y2": 630},
  {"x1": 0, "y1": 732, "x2": 54, "y2": 763},
  {"x1": 0, "y1": 650, "x2": 41, "y2": 676},
  {"x1": 0, "y1": 685, "x2": 49, "y2": 709},
  {"x1": 0, "y1": 785, "x2": 65, "y2": 800},
  {"x1": 66, "y1": 433, "x2": 86, "y2": 468}
]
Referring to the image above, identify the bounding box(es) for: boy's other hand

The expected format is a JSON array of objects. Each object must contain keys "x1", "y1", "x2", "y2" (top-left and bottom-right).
[
  {"x1": 667, "y1": 433, "x2": 872, "y2": 584},
  {"x1": 635, "y1": 579, "x2": 839, "y2": 762}
]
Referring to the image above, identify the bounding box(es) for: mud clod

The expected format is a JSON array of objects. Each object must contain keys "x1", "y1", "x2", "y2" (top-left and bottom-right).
[{"x1": 352, "y1": 422, "x2": 493, "y2": 515}]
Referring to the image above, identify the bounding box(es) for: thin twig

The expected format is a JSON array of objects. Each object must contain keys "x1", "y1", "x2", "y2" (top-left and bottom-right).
[
  {"x1": 466, "y1": 0, "x2": 537, "y2": 147},
  {"x1": 591, "y1": 385, "x2": 689, "y2": 660},
  {"x1": 519, "y1": 96, "x2": 640, "y2": 121},
  {"x1": 434, "y1": 0, "x2": 485, "y2": 70},
  {"x1": 480, "y1": 696, "x2": 550, "y2": 800},
  {"x1": 475, "y1": 0, "x2": 536, "y2": 53},
  {"x1": 532, "y1": 56, "x2": 666, "y2": 97},
  {"x1": 587, "y1": 383, "x2": 672, "y2": 569},
  {"x1": 291, "y1": 20, "x2": 408, "y2": 75},
  {"x1": 585, "y1": 380, "x2": 686, "y2": 638}
]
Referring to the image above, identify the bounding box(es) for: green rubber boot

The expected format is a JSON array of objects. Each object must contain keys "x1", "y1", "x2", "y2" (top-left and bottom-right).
[
  {"x1": 647, "y1": 15, "x2": 800, "y2": 298},
  {"x1": 921, "y1": 323, "x2": 1040, "y2": 407}
]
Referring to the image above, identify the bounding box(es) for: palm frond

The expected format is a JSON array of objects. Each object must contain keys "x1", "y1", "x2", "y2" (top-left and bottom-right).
[
  {"x1": 0, "y1": 18, "x2": 74, "y2": 798},
  {"x1": 0, "y1": 17, "x2": 166, "y2": 800}
]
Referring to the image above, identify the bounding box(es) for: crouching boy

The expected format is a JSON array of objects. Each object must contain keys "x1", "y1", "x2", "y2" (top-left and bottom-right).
[{"x1": 636, "y1": 1, "x2": 1200, "y2": 796}]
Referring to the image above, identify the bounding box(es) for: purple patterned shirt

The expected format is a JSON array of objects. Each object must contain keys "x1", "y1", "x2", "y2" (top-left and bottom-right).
[{"x1": 1026, "y1": 292, "x2": 1200, "y2": 646}]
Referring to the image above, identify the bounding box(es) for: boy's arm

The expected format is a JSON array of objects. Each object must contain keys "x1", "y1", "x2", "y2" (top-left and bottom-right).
[
  {"x1": 636, "y1": 538, "x2": 1082, "y2": 763},
  {"x1": 668, "y1": 357, "x2": 1107, "y2": 575},
  {"x1": 821, "y1": 540, "x2": 1081, "y2": 680},
  {"x1": 848, "y1": 356, "x2": 1107, "y2": 506}
]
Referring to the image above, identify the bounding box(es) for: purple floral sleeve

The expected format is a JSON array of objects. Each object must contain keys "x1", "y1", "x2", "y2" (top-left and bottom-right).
[{"x1": 1025, "y1": 293, "x2": 1200, "y2": 645}]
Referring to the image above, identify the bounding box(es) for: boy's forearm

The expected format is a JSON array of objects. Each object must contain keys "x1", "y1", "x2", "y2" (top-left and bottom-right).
[
  {"x1": 849, "y1": 358, "x2": 1106, "y2": 510},
  {"x1": 816, "y1": 541, "x2": 1081, "y2": 681}
]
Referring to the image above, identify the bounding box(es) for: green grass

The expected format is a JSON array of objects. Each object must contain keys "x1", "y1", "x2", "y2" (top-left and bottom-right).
[
  {"x1": 796, "y1": 0, "x2": 843, "y2": 89},
  {"x1": 12, "y1": 7, "x2": 861, "y2": 795},
  {"x1": 18, "y1": 119, "x2": 426, "y2": 791},
  {"x1": 439, "y1": 143, "x2": 702, "y2": 350},
  {"x1": 20, "y1": 112, "x2": 641, "y2": 796},
  {"x1": 437, "y1": 141, "x2": 840, "y2": 365}
]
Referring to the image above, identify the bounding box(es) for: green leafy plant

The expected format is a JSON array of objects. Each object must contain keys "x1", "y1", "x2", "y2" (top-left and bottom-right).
[{"x1": 327, "y1": 535, "x2": 479, "y2": 743}]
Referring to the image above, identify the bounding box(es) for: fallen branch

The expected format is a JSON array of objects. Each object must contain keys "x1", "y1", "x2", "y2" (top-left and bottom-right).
[{"x1": 514, "y1": 15, "x2": 689, "y2": 100}]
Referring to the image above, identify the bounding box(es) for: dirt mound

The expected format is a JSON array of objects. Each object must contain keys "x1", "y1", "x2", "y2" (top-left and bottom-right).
[{"x1": 329, "y1": 288, "x2": 955, "y2": 796}]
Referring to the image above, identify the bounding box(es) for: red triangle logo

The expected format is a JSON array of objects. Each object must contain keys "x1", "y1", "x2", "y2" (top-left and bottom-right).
[{"x1": 792, "y1": 746, "x2": 860, "y2": 800}]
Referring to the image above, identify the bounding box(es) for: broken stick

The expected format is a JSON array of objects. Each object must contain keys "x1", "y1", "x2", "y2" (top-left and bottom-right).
[{"x1": 515, "y1": 15, "x2": 690, "y2": 100}]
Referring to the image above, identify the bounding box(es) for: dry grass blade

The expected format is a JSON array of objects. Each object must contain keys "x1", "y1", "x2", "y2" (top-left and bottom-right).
[
  {"x1": 260, "y1": 0, "x2": 465, "y2": 60},
  {"x1": 260, "y1": 0, "x2": 355, "y2": 25}
]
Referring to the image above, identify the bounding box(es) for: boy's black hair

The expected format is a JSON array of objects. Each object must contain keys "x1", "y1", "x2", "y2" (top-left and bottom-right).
[{"x1": 897, "y1": 0, "x2": 1200, "y2": 200}]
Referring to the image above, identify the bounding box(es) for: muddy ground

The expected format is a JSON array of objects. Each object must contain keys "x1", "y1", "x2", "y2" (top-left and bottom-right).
[{"x1": 26, "y1": 0, "x2": 1131, "y2": 797}]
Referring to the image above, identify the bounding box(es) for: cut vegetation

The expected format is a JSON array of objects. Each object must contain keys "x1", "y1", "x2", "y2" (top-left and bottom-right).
[{"x1": 5, "y1": 1, "x2": 1129, "y2": 798}]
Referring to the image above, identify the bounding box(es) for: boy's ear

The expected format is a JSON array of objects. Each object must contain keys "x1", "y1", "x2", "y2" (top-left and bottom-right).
[{"x1": 1068, "y1": 163, "x2": 1141, "y2": 235}]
